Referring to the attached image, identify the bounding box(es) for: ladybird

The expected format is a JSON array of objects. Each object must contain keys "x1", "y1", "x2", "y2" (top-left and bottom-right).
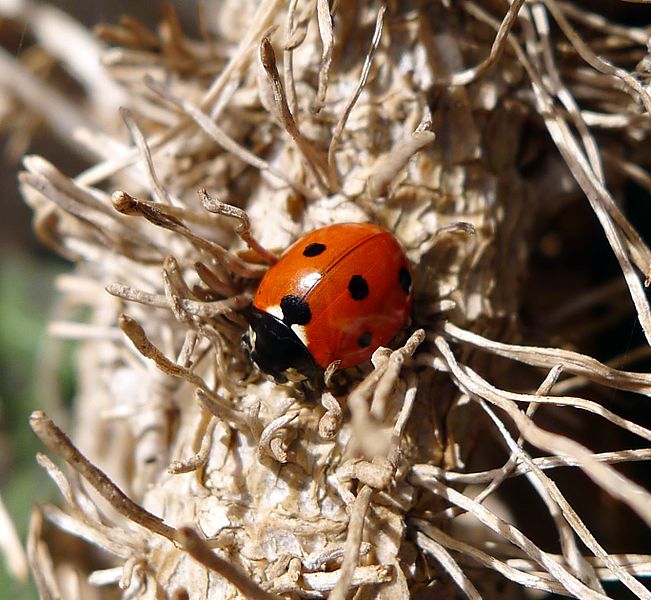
[{"x1": 244, "y1": 223, "x2": 413, "y2": 383}]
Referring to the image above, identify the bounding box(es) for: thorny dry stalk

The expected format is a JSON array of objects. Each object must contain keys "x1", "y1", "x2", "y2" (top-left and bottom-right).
[{"x1": 4, "y1": 0, "x2": 651, "y2": 598}]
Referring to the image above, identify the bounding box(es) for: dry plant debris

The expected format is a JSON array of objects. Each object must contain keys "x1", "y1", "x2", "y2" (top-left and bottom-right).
[{"x1": 1, "y1": 0, "x2": 651, "y2": 597}]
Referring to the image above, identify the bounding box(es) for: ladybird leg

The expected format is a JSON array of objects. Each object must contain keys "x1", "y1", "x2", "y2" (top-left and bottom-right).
[{"x1": 198, "y1": 189, "x2": 279, "y2": 265}]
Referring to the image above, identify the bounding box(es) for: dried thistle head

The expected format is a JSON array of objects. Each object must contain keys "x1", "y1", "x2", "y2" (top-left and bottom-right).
[{"x1": 4, "y1": 1, "x2": 651, "y2": 598}]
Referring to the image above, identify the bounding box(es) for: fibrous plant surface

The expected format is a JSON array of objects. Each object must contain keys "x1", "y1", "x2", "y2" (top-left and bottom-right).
[{"x1": 1, "y1": 0, "x2": 651, "y2": 598}]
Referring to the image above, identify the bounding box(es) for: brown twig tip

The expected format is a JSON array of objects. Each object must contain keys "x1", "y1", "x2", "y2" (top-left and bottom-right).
[
  {"x1": 197, "y1": 187, "x2": 219, "y2": 212},
  {"x1": 260, "y1": 36, "x2": 276, "y2": 70},
  {"x1": 112, "y1": 190, "x2": 184, "y2": 230},
  {"x1": 118, "y1": 313, "x2": 154, "y2": 356},
  {"x1": 111, "y1": 190, "x2": 139, "y2": 214},
  {"x1": 118, "y1": 312, "x2": 143, "y2": 334},
  {"x1": 29, "y1": 409, "x2": 46, "y2": 426}
]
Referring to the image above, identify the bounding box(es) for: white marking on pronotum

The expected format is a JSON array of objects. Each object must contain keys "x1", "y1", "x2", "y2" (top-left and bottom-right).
[
  {"x1": 267, "y1": 304, "x2": 309, "y2": 346},
  {"x1": 266, "y1": 304, "x2": 283, "y2": 320},
  {"x1": 291, "y1": 324, "x2": 309, "y2": 347}
]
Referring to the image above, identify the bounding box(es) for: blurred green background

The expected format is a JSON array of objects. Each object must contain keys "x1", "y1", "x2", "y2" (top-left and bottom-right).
[{"x1": 0, "y1": 255, "x2": 72, "y2": 599}]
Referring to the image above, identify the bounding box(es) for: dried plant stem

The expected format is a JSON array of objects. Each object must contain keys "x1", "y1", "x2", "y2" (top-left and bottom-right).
[
  {"x1": 168, "y1": 411, "x2": 217, "y2": 474},
  {"x1": 26, "y1": 507, "x2": 60, "y2": 600},
  {"x1": 531, "y1": 4, "x2": 605, "y2": 182},
  {"x1": 41, "y1": 504, "x2": 135, "y2": 560},
  {"x1": 33, "y1": 449, "x2": 88, "y2": 520},
  {"x1": 413, "y1": 524, "x2": 566, "y2": 595},
  {"x1": 31, "y1": 412, "x2": 275, "y2": 596},
  {"x1": 420, "y1": 349, "x2": 651, "y2": 444},
  {"x1": 15, "y1": 0, "x2": 651, "y2": 597},
  {"x1": 462, "y1": 0, "x2": 651, "y2": 346},
  {"x1": 519, "y1": 22, "x2": 651, "y2": 343},
  {"x1": 411, "y1": 475, "x2": 611, "y2": 600},
  {"x1": 282, "y1": 0, "x2": 301, "y2": 120},
  {"x1": 329, "y1": 485, "x2": 374, "y2": 600},
  {"x1": 0, "y1": 47, "x2": 92, "y2": 150},
  {"x1": 523, "y1": 4, "x2": 651, "y2": 272},
  {"x1": 272, "y1": 564, "x2": 392, "y2": 594},
  {"x1": 198, "y1": 189, "x2": 278, "y2": 264},
  {"x1": 479, "y1": 401, "x2": 607, "y2": 591},
  {"x1": 440, "y1": 0, "x2": 526, "y2": 86},
  {"x1": 509, "y1": 555, "x2": 651, "y2": 580},
  {"x1": 443, "y1": 323, "x2": 651, "y2": 395},
  {"x1": 120, "y1": 107, "x2": 174, "y2": 206},
  {"x1": 314, "y1": 0, "x2": 334, "y2": 113},
  {"x1": 603, "y1": 151, "x2": 651, "y2": 195},
  {"x1": 176, "y1": 527, "x2": 274, "y2": 600},
  {"x1": 318, "y1": 392, "x2": 343, "y2": 439},
  {"x1": 29, "y1": 411, "x2": 177, "y2": 542},
  {"x1": 257, "y1": 412, "x2": 299, "y2": 462},
  {"x1": 199, "y1": 0, "x2": 286, "y2": 112},
  {"x1": 259, "y1": 37, "x2": 330, "y2": 194},
  {"x1": 112, "y1": 190, "x2": 267, "y2": 278},
  {"x1": 327, "y1": 3, "x2": 386, "y2": 189},
  {"x1": 48, "y1": 321, "x2": 122, "y2": 341},
  {"x1": 118, "y1": 315, "x2": 245, "y2": 425},
  {"x1": 543, "y1": 0, "x2": 651, "y2": 115},
  {"x1": 556, "y1": 2, "x2": 649, "y2": 44},
  {"x1": 195, "y1": 262, "x2": 237, "y2": 296},
  {"x1": 434, "y1": 336, "x2": 651, "y2": 532},
  {"x1": 107, "y1": 283, "x2": 249, "y2": 318},
  {"x1": 414, "y1": 448, "x2": 651, "y2": 484},
  {"x1": 145, "y1": 78, "x2": 313, "y2": 199},
  {"x1": 74, "y1": 0, "x2": 286, "y2": 187},
  {"x1": 416, "y1": 532, "x2": 483, "y2": 600},
  {"x1": 347, "y1": 330, "x2": 425, "y2": 457},
  {"x1": 465, "y1": 367, "x2": 558, "y2": 510}
]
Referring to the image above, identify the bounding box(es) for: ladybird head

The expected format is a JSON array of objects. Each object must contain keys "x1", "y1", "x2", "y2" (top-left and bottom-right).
[{"x1": 242, "y1": 305, "x2": 318, "y2": 384}]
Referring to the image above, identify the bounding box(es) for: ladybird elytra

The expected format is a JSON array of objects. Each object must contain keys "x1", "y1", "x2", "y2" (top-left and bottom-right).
[{"x1": 245, "y1": 223, "x2": 413, "y2": 382}]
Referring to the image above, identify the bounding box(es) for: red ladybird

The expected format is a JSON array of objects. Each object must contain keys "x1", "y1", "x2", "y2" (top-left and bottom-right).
[{"x1": 245, "y1": 223, "x2": 413, "y2": 383}]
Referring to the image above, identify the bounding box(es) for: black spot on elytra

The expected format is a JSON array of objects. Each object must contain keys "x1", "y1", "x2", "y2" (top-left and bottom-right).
[
  {"x1": 348, "y1": 275, "x2": 369, "y2": 301},
  {"x1": 399, "y1": 267, "x2": 412, "y2": 295},
  {"x1": 303, "y1": 242, "x2": 326, "y2": 257},
  {"x1": 358, "y1": 331, "x2": 372, "y2": 348},
  {"x1": 280, "y1": 294, "x2": 312, "y2": 325}
]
